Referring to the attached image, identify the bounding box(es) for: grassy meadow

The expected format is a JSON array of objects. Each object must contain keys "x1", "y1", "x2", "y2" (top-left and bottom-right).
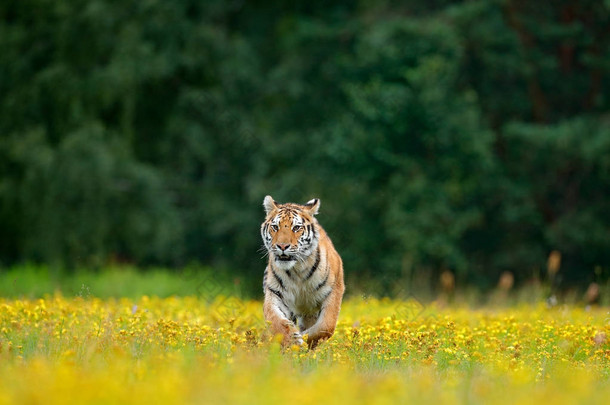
[{"x1": 1, "y1": 267, "x2": 609, "y2": 404}]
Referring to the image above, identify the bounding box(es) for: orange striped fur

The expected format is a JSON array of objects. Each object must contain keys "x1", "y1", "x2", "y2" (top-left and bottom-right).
[{"x1": 261, "y1": 196, "x2": 345, "y2": 348}]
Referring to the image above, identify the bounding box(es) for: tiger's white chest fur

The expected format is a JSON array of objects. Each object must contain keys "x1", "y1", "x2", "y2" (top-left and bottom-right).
[{"x1": 267, "y1": 245, "x2": 333, "y2": 330}]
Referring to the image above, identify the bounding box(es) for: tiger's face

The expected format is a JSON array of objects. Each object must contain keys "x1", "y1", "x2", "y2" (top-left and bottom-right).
[{"x1": 261, "y1": 196, "x2": 320, "y2": 268}]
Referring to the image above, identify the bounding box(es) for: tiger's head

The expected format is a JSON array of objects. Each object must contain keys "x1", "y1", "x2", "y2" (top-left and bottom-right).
[{"x1": 261, "y1": 195, "x2": 320, "y2": 268}]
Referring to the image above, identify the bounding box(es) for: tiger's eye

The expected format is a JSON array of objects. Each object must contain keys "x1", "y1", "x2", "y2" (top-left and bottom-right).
[
  {"x1": 292, "y1": 226, "x2": 302, "y2": 232},
  {"x1": 271, "y1": 225, "x2": 279, "y2": 231}
]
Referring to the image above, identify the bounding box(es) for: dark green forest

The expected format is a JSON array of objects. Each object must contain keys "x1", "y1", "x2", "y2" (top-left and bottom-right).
[{"x1": 1, "y1": 0, "x2": 609, "y2": 292}]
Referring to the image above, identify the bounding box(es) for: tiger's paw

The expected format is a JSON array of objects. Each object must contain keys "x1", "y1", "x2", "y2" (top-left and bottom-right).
[{"x1": 291, "y1": 331, "x2": 304, "y2": 346}]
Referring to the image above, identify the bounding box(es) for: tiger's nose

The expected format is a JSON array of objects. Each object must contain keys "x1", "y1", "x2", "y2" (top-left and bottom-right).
[{"x1": 276, "y1": 243, "x2": 290, "y2": 251}]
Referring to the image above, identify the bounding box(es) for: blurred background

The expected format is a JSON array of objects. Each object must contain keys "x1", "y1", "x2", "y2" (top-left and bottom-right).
[{"x1": 1, "y1": 0, "x2": 609, "y2": 300}]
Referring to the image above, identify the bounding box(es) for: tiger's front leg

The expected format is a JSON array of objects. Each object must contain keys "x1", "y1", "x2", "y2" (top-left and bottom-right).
[
  {"x1": 302, "y1": 286, "x2": 344, "y2": 349},
  {"x1": 263, "y1": 294, "x2": 303, "y2": 346}
]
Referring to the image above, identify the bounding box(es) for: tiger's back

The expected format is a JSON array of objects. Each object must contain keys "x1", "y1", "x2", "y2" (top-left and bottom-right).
[{"x1": 260, "y1": 196, "x2": 344, "y2": 347}]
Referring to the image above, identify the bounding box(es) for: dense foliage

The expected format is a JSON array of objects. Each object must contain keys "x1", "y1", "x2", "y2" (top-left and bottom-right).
[{"x1": 1, "y1": 0, "x2": 609, "y2": 291}]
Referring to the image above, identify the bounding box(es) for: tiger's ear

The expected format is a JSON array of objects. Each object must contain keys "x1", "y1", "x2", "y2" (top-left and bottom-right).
[
  {"x1": 304, "y1": 198, "x2": 320, "y2": 216},
  {"x1": 263, "y1": 195, "x2": 278, "y2": 215}
]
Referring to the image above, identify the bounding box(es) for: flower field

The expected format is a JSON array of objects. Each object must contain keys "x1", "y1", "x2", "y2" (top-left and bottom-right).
[{"x1": 1, "y1": 295, "x2": 610, "y2": 404}]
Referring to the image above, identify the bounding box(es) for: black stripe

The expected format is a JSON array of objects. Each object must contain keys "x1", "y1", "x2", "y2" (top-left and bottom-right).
[
  {"x1": 290, "y1": 312, "x2": 297, "y2": 324},
  {"x1": 268, "y1": 287, "x2": 283, "y2": 300},
  {"x1": 272, "y1": 270, "x2": 285, "y2": 290},
  {"x1": 278, "y1": 306, "x2": 289, "y2": 320},
  {"x1": 305, "y1": 248, "x2": 321, "y2": 281},
  {"x1": 285, "y1": 270, "x2": 292, "y2": 279},
  {"x1": 305, "y1": 224, "x2": 313, "y2": 243},
  {"x1": 315, "y1": 270, "x2": 329, "y2": 291}
]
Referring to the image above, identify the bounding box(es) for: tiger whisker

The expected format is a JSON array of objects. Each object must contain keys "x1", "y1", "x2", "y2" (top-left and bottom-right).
[{"x1": 258, "y1": 245, "x2": 270, "y2": 260}]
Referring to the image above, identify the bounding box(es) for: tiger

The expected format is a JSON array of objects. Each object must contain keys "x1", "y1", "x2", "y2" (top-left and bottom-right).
[{"x1": 260, "y1": 195, "x2": 345, "y2": 348}]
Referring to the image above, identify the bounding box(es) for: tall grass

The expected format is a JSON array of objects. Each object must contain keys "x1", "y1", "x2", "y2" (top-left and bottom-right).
[{"x1": 0, "y1": 264, "x2": 240, "y2": 299}]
